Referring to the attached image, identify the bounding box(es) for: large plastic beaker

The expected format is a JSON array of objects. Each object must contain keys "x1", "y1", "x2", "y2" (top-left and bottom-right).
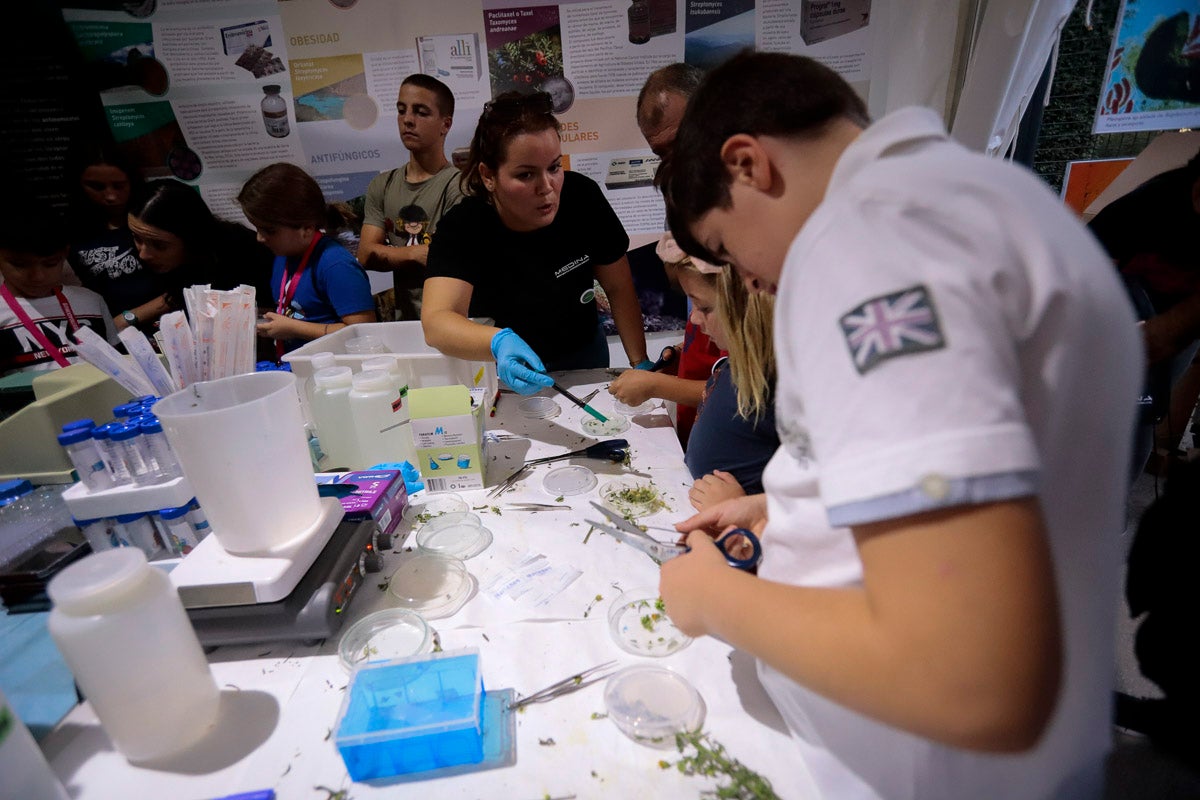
[{"x1": 154, "y1": 371, "x2": 320, "y2": 555}]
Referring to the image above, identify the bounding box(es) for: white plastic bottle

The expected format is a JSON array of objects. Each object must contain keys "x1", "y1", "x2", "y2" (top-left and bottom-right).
[
  {"x1": 46, "y1": 548, "x2": 220, "y2": 763},
  {"x1": 0, "y1": 686, "x2": 69, "y2": 800},
  {"x1": 310, "y1": 366, "x2": 357, "y2": 469},
  {"x1": 348, "y1": 369, "x2": 416, "y2": 469}
]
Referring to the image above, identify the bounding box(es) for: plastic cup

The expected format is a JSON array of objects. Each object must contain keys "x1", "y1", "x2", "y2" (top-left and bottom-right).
[{"x1": 154, "y1": 372, "x2": 321, "y2": 555}]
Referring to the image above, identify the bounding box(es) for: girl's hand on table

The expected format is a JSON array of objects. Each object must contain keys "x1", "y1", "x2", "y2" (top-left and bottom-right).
[
  {"x1": 688, "y1": 470, "x2": 745, "y2": 511},
  {"x1": 659, "y1": 530, "x2": 728, "y2": 636},
  {"x1": 608, "y1": 369, "x2": 662, "y2": 405}
]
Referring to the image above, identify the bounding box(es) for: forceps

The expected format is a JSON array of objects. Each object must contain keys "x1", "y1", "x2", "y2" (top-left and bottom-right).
[
  {"x1": 507, "y1": 660, "x2": 618, "y2": 710},
  {"x1": 585, "y1": 502, "x2": 762, "y2": 571}
]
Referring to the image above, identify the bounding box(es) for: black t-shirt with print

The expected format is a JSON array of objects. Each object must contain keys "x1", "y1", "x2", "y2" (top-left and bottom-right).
[
  {"x1": 69, "y1": 227, "x2": 165, "y2": 315},
  {"x1": 426, "y1": 171, "x2": 629, "y2": 362}
]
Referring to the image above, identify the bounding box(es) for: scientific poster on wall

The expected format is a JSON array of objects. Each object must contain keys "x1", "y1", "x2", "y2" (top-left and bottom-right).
[
  {"x1": 1093, "y1": 0, "x2": 1200, "y2": 134},
  {"x1": 61, "y1": 0, "x2": 879, "y2": 240}
]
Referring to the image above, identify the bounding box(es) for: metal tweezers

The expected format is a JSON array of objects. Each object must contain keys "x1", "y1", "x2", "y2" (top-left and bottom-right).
[
  {"x1": 507, "y1": 660, "x2": 618, "y2": 711},
  {"x1": 504, "y1": 502, "x2": 569, "y2": 511}
]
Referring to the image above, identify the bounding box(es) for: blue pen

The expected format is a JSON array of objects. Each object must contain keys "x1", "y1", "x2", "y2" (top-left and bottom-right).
[{"x1": 210, "y1": 791, "x2": 275, "y2": 800}]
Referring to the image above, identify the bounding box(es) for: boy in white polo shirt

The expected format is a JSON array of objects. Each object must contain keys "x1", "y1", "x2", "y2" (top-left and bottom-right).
[{"x1": 659, "y1": 52, "x2": 1143, "y2": 799}]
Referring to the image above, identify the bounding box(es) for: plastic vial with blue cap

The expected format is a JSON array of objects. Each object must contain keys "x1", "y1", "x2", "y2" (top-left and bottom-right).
[
  {"x1": 138, "y1": 416, "x2": 181, "y2": 481},
  {"x1": 113, "y1": 512, "x2": 162, "y2": 558},
  {"x1": 186, "y1": 499, "x2": 211, "y2": 542},
  {"x1": 57, "y1": 427, "x2": 114, "y2": 491},
  {"x1": 156, "y1": 505, "x2": 200, "y2": 555},
  {"x1": 74, "y1": 516, "x2": 113, "y2": 553},
  {"x1": 61, "y1": 418, "x2": 96, "y2": 432},
  {"x1": 108, "y1": 423, "x2": 155, "y2": 486},
  {"x1": 91, "y1": 422, "x2": 131, "y2": 486}
]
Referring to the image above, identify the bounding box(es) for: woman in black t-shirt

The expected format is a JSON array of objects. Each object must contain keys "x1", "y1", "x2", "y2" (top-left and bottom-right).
[{"x1": 423, "y1": 91, "x2": 649, "y2": 394}]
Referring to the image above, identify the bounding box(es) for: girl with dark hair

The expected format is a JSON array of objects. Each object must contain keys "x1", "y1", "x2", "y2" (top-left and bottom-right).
[
  {"x1": 422, "y1": 91, "x2": 649, "y2": 394},
  {"x1": 65, "y1": 143, "x2": 157, "y2": 330},
  {"x1": 236, "y1": 163, "x2": 375, "y2": 354},
  {"x1": 127, "y1": 179, "x2": 273, "y2": 330}
]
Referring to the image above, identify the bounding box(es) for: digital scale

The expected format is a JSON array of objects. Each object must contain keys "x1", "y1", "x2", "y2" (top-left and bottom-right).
[{"x1": 170, "y1": 497, "x2": 379, "y2": 647}]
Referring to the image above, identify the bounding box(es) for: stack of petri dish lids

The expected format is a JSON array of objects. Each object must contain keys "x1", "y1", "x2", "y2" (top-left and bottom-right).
[
  {"x1": 583, "y1": 411, "x2": 629, "y2": 436},
  {"x1": 542, "y1": 465, "x2": 597, "y2": 497},
  {"x1": 517, "y1": 396, "x2": 560, "y2": 420},
  {"x1": 415, "y1": 513, "x2": 493, "y2": 560},
  {"x1": 607, "y1": 587, "x2": 692, "y2": 657},
  {"x1": 337, "y1": 608, "x2": 432, "y2": 672},
  {"x1": 402, "y1": 492, "x2": 469, "y2": 527},
  {"x1": 388, "y1": 552, "x2": 474, "y2": 619},
  {"x1": 604, "y1": 664, "x2": 706, "y2": 749}
]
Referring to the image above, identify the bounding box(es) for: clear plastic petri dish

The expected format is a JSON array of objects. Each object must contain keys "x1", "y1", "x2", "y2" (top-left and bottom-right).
[
  {"x1": 608, "y1": 587, "x2": 692, "y2": 657},
  {"x1": 388, "y1": 552, "x2": 474, "y2": 619},
  {"x1": 612, "y1": 398, "x2": 657, "y2": 417},
  {"x1": 542, "y1": 465, "x2": 597, "y2": 497},
  {"x1": 600, "y1": 478, "x2": 665, "y2": 518},
  {"x1": 402, "y1": 492, "x2": 469, "y2": 526},
  {"x1": 415, "y1": 519, "x2": 493, "y2": 560},
  {"x1": 604, "y1": 664, "x2": 706, "y2": 749},
  {"x1": 337, "y1": 608, "x2": 432, "y2": 672},
  {"x1": 421, "y1": 511, "x2": 482, "y2": 533},
  {"x1": 582, "y1": 411, "x2": 629, "y2": 436},
  {"x1": 517, "y1": 396, "x2": 560, "y2": 419}
]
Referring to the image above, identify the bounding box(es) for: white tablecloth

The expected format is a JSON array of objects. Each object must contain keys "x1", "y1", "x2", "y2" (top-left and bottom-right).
[{"x1": 42, "y1": 370, "x2": 817, "y2": 799}]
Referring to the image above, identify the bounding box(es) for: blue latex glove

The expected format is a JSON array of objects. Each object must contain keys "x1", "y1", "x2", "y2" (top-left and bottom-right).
[
  {"x1": 490, "y1": 328, "x2": 554, "y2": 395},
  {"x1": 634, "y1": 359, "x2": 654, "y2": 370}
]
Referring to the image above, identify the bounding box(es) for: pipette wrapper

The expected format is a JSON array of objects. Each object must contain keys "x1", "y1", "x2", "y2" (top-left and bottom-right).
[
  {"x1": 118, "y1": 325, "x2": 178, "y2": 396},
  {"x1": 72, "y1": 326, "x2": 157, "y2": 396},
  {"x1": 159, "y1": 311, "x2": 196, "y2": 388}
]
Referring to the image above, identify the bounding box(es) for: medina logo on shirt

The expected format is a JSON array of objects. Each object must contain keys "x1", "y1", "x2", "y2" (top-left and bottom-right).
[{"x1": 554, "y1": 254, "x2": 590, "y2": 279}]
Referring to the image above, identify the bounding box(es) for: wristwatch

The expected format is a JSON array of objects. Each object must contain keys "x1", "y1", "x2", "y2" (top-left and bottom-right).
[{"x1": 121, "y1": 310, "x2": 137, "y2": 325}]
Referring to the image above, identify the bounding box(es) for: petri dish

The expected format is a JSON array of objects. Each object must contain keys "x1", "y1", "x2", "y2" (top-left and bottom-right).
[
  {"x1": 612, "y1": 398, "x2": 656, "y2": 417},
  {"x1": 517, "y1": 396, "x2": 560, "y2": 419},
  {"x1": 608, "y1": 587, "x2": 692, "y2": 657},
  {"x1": 582, "y1": 411, "x2": 629, "y2": 436},
  {"x1": 415, "y1": 519, "x2": 493, "y2": 560},
  {"x1": 337, "y1": 608, "x2": 431, "y2": 672},
  {"x1": 600, "y1": 478, "x2": 665, "y2": 518},
  {"x1": 422, "y1": 511, "x2": 482, "y2": 533},
  {"x1": 604, "y1": 665, "x2": 706, "y2": 749},
  {"x1": 388, "y1": 553, "x2": 474, "y2": 619},
  {"x1": 402, "y1": 492, "x2": 468, "y2": 526},
  {"x1": 542, "y1": 465, "x2": 597, "y2": 497}
]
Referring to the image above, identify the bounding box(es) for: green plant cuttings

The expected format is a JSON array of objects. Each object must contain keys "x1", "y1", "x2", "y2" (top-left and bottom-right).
[{"x1": 669, "y1": 732, "x2": 778, "y2": 799}]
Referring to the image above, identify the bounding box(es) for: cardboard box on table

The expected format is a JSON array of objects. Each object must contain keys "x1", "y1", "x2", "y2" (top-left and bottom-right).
[{"x1": 408, "y1": 385, "x2": 489, "y2": 493}]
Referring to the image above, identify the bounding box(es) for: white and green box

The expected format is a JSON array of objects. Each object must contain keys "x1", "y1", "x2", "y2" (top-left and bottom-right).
[{"x1": 409, "y1": 385, "x2": 487, "y2": 492}]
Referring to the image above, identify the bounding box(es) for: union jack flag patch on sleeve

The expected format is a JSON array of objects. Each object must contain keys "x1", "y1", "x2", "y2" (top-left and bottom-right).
[{"x1": 839, "y1": 284, "x2": 945, "y2": 375}]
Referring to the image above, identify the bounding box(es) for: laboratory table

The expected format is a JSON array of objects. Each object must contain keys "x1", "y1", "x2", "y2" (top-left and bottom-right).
[{"x1": 41, "y1": 369, "x2": 817, "y2": 799}]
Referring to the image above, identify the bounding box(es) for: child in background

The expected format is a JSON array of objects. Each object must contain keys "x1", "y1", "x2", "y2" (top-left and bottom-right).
[
  {"x1": 1, "y1": 206, "x2": 117, "y2": 377},
  {"x1": 65, "y1": 143, "x2": 160, "y2": 333},
  {"x1": 672, "y1": 246, "x2": 778, "y2": 505},
  {"x1": 236, "y1": 163, "x2": 376, "y2": 355}
]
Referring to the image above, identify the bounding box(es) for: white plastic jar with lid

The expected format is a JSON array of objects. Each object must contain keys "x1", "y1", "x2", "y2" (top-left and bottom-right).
[
  {"x1": 310, "y1": 365, "x2": 357, "y2": 469},
  {"x1": 46, "y1": 548, "x2": 219, "y2": 763},
  {"x1": 348, "y1": 368, "x2": 416, "y2": 468}
]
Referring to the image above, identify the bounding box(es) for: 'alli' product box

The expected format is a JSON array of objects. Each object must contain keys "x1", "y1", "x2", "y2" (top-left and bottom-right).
[
  {"x1": 408, "y1": 385, "x2": 486, "y2": 492},
  {"x1": 800, "y1": 0, "x2": 871, "y2": 45}
]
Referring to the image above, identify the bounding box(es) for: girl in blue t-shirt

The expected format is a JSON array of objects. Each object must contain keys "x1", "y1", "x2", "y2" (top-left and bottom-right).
[{"x1": 237, "y1": 163, "x2": 376, "y2": 354}]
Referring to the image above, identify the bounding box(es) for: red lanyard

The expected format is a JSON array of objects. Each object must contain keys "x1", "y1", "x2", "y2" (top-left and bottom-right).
[
  {"x1": 1, "y1": 283, "x2": 81, "y2": 368},
  {"x1": 276, "y1": 232, "x2": 323, "y2": 316},
  {"x1": 274, "y1": 232, "x2": 323, "y2": 360}
]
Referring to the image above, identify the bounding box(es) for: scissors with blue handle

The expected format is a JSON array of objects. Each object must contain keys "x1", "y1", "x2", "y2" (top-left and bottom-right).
[{"x1": 586, "y1": 501, "x2": 762, "y2": 571}]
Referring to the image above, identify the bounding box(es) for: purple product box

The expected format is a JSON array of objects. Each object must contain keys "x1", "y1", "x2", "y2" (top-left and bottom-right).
[{"x1": 315, "y1": 471, "x2": 408, "y2": 541}]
